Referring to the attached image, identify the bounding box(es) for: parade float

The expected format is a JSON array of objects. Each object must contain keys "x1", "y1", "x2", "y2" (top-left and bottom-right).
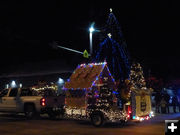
[{"x1": 63, "y1": 62, "x2": 128, "y2": 127}]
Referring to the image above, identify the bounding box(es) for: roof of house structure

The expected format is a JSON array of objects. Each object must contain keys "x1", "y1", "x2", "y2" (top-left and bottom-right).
[{"x1": 64, "y1": 62, "x2": 111, "y2": 89}]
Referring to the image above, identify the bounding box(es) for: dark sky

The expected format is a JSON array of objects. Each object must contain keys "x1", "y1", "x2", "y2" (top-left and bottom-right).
[{"x1": 0, "y1": 1, "x2": 179, "y2": 80}]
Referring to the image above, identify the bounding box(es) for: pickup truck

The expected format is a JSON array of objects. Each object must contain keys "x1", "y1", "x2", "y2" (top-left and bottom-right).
[{"x1": 0, "y1": 87, "x2": 65, "y2": 119}]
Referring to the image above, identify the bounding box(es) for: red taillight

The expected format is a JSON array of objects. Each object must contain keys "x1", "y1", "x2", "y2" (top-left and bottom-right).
[
  {"x1": 129, "y1": 111, "x2": 131, "y2": 114},
  {"x1": 42, "y1": 102, "x2": 46, "y2": 106},
  {"x1": 146, "y1": 116, "x2": 149, "y2": 120},
  {"x1": 40, "y1": 98, "x2": 46, "y2": 106}
]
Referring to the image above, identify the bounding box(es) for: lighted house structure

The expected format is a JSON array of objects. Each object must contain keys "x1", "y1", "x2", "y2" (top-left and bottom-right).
[
  {"x1": 64, "y1": 62, "x2": 115, "y2": 114},
  {"x1": 63, "y1": 62, "x2": 128, "y2": 126}
]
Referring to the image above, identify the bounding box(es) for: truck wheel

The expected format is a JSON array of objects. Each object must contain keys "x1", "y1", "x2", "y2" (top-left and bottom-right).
[
  {"x1": 48, "y1": 112, "x2": 57, "y2": 120},
  {"x1": 25, "y1": 104, "x2": 36, "y2": 119},
  {"x1": 91, "y1": 113, "x2": 104, "y2": 127}
]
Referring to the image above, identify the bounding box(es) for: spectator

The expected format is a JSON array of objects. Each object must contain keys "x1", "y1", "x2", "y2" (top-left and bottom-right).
[
  {"x1": 164, "y1": 92, "x2": 170, "y2": 113},
  {"x1": 155, "y1": 92, "x2": 161, "y2": 113},
  {"x1": 172, "y1": 96, "x2": 178, "y2": 113},
  {"x1": 160, "y1": 97, "x2": 167, "y2": 114},
  {"x1": 178, "y1": 96, "x2": 180, "y2": 112}
]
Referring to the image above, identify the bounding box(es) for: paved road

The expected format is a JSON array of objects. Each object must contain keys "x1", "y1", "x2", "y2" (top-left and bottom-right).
[{"x1": 0, "y1": 113, "x2": 180, "y2": 135}]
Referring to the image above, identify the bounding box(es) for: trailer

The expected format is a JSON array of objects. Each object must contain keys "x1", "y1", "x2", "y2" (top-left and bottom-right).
[
  {"x1": 130, "y1": 88, "x2": 154, "y2": 121},
  {"x1": 63, "y1": 62, "x2": 128, "y2": 127}
]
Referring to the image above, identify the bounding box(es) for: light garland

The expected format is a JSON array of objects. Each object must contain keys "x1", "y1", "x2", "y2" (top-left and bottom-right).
[
  {"x1": 79, "y1": 62, "x2": 107, "y2": 67},
  {"x1": 31, "y1": 85, "x2": 58, "y2": 91}
]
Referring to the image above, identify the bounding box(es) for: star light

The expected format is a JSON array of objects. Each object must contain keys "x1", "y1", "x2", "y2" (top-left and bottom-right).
[
  {"x1": 108, "y1": 33, "x2": 112, "y2": 38},
  {"x1": 110, "y1": 8, "x2": 113, "y2": 13}
]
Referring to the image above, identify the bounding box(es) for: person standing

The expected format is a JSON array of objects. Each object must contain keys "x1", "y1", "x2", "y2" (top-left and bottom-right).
[
  {"x1": 178, "y1": 96, "x2": 180, "y2": 112},
  {"x1": 172, "y1": 96, "x2": 178, "y2": 113},
  {"x1": 155, "y1": 92, "x2": 161, "y2": 113},
  {"x1": 160, "y1": 97, "x2": 167, "y2": 114},
  {"x1": 164, "y1": 92, "x2": 170, "y2": 113}
]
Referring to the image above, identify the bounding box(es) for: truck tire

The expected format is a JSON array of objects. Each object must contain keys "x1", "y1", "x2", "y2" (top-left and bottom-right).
[
  {"x1": 24, "y1": 104, "x2": 36, "y2": 119},
  {"x1": 48, "y1": 112, "x2": 57, "y2": 120},
  {"x1": 91, "y1": 113, "x2": 104, "y2": 127}
]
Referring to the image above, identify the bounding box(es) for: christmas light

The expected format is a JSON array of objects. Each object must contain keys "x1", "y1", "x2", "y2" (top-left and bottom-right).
[{"x1": 32, "y1": 85, "x2": 58, "y2": 91}]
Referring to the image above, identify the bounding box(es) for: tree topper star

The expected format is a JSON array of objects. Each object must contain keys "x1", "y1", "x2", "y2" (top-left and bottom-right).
[{"x1": 108, "y1": 33, "x2": 112, "y2": 38}]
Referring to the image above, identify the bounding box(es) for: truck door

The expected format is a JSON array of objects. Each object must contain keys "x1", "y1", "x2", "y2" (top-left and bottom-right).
[
  {"x1": 0, "y1": 89, "x2": 9, "y2": 111},
  {"x1": 3, "y1": 88, "x2": 18, "y2": 112}
]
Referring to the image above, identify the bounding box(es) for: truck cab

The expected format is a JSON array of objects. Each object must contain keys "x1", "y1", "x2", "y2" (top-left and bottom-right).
[
  {"x1": 0, "y1": 88, "x2": 42, "y2": 115},
  {"x1": 0, "y1": 87, "x2": 65, "y2": 119}
]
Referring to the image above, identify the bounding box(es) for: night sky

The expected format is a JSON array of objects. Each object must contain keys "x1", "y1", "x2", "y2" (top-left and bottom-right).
[{"x1": 0, "y1": 1, "x2": 179, "y2": 81}]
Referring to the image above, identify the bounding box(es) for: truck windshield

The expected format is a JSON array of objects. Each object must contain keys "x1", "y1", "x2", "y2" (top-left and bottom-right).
[{"x1": 9, "y1": 88, "x2": 18, "y2": 97}]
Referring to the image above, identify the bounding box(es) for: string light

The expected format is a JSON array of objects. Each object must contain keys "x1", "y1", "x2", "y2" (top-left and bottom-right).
[{"x1": 32, "y1": 85, "x2": 58, "y2": 91}]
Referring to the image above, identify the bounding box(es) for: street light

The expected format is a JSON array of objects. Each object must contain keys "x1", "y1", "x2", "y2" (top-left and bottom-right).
[
  {"x1": 89, "y1": 27, "x2": 95, "y2": 33},
  {"x1": 89, "y1": 25, "x2": 95, "y2": 55},
  {"x1": 11, "y1": 80, "x2": 17, "y2": 88},
  {"x1": 19, "y1": 83, "x2": 22, "y2": 88},
  {"x1": 57, "y1": 78, "x2": 64, "y2": 95},
  {"x1": 58, "y1": 78, "x2": 64, "y2": 85}
]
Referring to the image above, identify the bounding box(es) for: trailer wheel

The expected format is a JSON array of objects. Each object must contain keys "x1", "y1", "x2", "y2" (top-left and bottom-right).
[
  {"x1": 24, "y1": 104, "x2": 36, "y2": 119},
  {"x1": 119, "y1": 120, "x2": 126, "y2": 126},
  {"x1": 91, "y1": 113, "x2": 104, "y2": 127}
]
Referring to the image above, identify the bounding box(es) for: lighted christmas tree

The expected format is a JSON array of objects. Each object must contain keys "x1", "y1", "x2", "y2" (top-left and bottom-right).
[
  {"x1": 94, "y1": 8, "x2": 130, "y2": 81},
  {"x1": 129, "y1": 62, "x2": 147, "y2": 90}
]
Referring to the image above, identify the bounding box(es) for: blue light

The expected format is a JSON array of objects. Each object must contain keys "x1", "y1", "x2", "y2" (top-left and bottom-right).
[
  {"x1": 112, "y1": 91, "x2": 118, "y2": 95},
  {"x1": 63, "y1": 87, "x2": 68, "y2": 90},
  {"x1": 133, "y1": 116, "x2": 136, "y2": 119}
]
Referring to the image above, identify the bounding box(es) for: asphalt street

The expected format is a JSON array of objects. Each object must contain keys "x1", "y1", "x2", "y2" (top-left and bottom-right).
[{"x1": 0, "y1": 113, "x2": 180, "y2": 135}]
